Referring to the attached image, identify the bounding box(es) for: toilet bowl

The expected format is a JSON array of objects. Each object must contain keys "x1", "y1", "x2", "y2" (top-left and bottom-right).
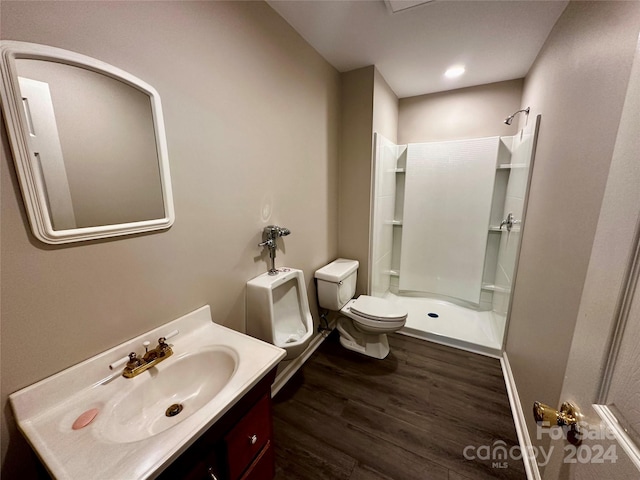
[
  {"x1": 246, "y1": 268, "x2": 314, "y2": 359},
  {"x1": 315, "y1": 259, "x2": 407, "y2": 359}
]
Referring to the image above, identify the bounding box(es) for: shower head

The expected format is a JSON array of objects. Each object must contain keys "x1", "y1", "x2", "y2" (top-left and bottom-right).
[{"x1": 504, "y1": 107, "x2": 530, "y2": 125}]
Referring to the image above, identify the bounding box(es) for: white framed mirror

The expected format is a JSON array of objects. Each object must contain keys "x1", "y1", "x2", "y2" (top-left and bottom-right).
[{"x1": 0, "y1": 41, "x2": 174, "y2": 244}]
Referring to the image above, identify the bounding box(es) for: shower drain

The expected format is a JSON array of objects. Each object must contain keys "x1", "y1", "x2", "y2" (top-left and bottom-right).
[
  {"x1": 165, "y1": 403, "x2": 184, "y2": 417},
  {"x1": 427, "y1": 312, "x2": 439, "y2": 318}
]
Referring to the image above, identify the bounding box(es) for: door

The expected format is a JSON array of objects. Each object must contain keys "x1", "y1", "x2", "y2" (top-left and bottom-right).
[
  {"x1": 534, "y1": 35, "x2": 640, "y2": 479},
  {"x1": 18, "y1": 76, "x2": 76, "y2": 230}
]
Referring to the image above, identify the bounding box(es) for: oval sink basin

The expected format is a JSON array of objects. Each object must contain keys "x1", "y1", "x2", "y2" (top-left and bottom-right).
[{"x1": 100, "y1": 347, "x2": 238, "y2": 443}]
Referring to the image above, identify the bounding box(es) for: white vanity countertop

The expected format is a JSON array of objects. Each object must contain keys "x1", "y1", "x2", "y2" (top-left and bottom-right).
[{"x1": 9, "y1": 305, "x2": 286, "y2": 480}]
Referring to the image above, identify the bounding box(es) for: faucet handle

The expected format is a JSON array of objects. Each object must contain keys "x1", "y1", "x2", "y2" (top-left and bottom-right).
[
  {"x1": 156, "y1": 330, "x2": 178, "y2": 354},
  {"x1": 500, "y1": 213, "x2": 518, "y2": 231},
  {"x1": 126, "y1": 352, "x2": 142, "y2": 368}
]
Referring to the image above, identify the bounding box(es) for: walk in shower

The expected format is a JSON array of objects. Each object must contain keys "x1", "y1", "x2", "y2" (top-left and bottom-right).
[{"x1": 369, "y1": 115, "x2": 540, "y2": 356}]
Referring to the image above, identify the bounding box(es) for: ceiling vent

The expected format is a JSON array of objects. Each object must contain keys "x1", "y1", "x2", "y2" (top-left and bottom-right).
[{"x1": 384, "y1": 0, "x2": 437, "y2": 14}]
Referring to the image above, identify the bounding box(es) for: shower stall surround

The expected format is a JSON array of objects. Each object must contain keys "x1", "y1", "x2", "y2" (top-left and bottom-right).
[{"x1": 370, "y1": 120, "x2": 538, "y2": 354}]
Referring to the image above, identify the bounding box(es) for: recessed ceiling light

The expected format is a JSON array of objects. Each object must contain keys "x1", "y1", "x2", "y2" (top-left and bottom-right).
[{"x1": 444, "y1": 65, "x2": 465, "y2": 78}]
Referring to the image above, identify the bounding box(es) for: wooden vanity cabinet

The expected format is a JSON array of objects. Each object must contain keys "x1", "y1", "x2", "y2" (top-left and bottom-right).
[{"x1": 157, "y1": 368, "x2": 277, "y2": 480}]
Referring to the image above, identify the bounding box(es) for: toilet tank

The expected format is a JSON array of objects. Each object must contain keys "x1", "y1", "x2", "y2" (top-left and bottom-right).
[{"x1": 314, "y1": 259, "x2": 359, "y2": 310}]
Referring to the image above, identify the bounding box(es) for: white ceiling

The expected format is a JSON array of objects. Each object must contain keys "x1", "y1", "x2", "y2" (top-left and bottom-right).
[{"x1": 267, "y1": 0, "x2": 568, "y2": 98}]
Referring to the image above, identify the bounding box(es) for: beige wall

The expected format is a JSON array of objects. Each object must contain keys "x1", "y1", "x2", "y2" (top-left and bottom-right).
[
  {"x1": 372, "y1": 69, "x2": 398, "y2": 144},
  {"x1": 338, "y1": 66, "x2": 374, "y2": 295},
  {"x1": 0, "y1": 1, "x2": 340, "y2": 477},
  {"x1": 398, "y1": 79, "x2": 523, "y2": 144},
  {"x1": 505, "y1": 0, "x2": 640, "y2": 459},
  {"x1": 337, "y1": 66, "x2": 398, "y2": 295}
]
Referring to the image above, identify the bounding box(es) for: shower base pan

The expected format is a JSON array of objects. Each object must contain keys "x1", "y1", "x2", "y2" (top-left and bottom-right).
[{"x1": 383, "y1": 292, "x2": 505, "y2": 357}]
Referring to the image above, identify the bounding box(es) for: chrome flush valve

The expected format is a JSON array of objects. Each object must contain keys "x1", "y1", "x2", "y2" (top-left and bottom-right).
[
  {"x1": 264, "y1": 225, "x2": 290, "y2": 239},
  {"x1": 259, "y1": 225, "x2": 291, "y2": 275}
]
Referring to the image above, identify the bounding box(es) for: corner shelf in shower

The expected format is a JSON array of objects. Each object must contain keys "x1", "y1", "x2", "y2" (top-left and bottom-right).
[
  {"x1": 394, "y1": 168, "x2": 405, "y2": 173},
  {"x1": 496, "y1": 163, "x2": 527, "y2": 170},
  {"x1": 384, "y1": 270, "x2": 400, "y2": 277},
  {"x1": 488, "y1": 225, "x2": 522, "y2": 233},
  {"x1": 481, "y1": 283, "x2": 511, "y2": 294}
]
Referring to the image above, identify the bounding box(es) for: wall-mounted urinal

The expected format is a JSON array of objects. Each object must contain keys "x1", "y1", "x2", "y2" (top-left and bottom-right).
[{"x1": 246, "y1": 268, "x2": 314, "y2": 359}]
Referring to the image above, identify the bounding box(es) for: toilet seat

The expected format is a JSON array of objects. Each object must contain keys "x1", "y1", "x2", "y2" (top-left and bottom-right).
[{"x1": 349, "y1": 295, "x2": 408, "y2": 322}]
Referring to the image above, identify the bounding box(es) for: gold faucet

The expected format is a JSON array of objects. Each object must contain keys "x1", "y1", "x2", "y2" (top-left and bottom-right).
[{"x1": 122, "y1": 337, "x2": 173, "y2": 378}]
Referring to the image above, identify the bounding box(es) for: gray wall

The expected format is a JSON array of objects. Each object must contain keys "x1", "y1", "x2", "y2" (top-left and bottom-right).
[
  {"x1": 0, "y1": 1, "x2": 340, "y2": 477},
  {"x1": 505, "y1": 0, "x2": 640, "y2": 460}
]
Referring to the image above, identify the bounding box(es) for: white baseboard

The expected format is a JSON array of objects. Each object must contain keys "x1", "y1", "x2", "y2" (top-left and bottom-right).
[
  {"x1": 501, "y1": 351, "x2": 541, "y2": 480},
  {"x1": 271, "y1": 320, "x2": 335, "y2": 398}
]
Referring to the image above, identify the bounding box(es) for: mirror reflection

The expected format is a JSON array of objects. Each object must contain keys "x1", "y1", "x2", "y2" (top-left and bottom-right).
[
  {"x1": 0, "y1": 41, "x2": 174, "y2": 244},
  {"x1": 15, "y1": 59, "x2": 165, "y2": 230}
]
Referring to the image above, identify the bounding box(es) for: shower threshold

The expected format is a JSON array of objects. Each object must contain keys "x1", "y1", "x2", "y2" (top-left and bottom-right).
[{"x1": 383, "y1": 292, "x2": 505, "y2": 357}]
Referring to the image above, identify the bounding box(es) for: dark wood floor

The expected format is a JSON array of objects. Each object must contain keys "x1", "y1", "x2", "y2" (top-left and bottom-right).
[{"x1": 272, "y1": 332, "x2": 526, "y2": 480}]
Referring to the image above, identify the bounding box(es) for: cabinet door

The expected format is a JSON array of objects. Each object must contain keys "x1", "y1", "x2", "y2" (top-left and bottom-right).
[
  {"x1": 240, "y1": 441, "x2": 274, "y2": 480},
  {"x1": 158, "y1": 448, "x2": 224, "y2": 480},
  {"x1": 185, "y1": 462, "x2": 222, "y2": 480},
  {"x1": 225, "y1": 394, "x2": 272, "y2": 480}
]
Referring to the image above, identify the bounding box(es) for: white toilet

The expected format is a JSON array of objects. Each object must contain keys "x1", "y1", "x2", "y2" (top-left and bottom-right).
[
  {"x1": 315, "y1": 258, "x2": 407, "y2": 359},
  {"x1": 246, "y1": 268, "x2": 314, "y2": 359}
]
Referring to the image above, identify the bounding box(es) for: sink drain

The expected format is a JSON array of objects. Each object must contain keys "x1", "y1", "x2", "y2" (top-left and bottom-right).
[{"x1": 165, "y1": 403, "x2": 183, "y2": 417}]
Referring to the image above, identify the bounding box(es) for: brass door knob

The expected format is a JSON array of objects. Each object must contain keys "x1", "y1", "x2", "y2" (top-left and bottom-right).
[{"x1": 533, "y1": 401, "x2": 583, "y2": 445}]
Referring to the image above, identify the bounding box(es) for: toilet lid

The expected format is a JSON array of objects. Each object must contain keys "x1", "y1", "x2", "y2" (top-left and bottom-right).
[{"x1": 350, "y1": 296, "x2": 408, "y2": 322}]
